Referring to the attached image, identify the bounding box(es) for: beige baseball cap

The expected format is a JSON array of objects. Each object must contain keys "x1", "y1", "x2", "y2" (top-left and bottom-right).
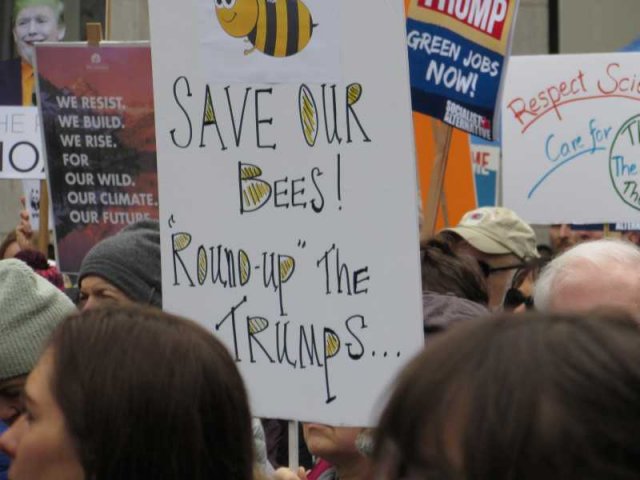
[{"x1": 443, "y1": 207, "x2": 539, "y2": 261}]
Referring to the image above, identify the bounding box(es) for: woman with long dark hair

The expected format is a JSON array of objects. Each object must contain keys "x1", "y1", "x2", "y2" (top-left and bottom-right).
[{"x1": 0, "y1": 305, "x2": 255, "y2": 480}]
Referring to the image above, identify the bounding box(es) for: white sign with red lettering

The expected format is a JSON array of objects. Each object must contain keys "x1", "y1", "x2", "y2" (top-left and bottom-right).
[{"x1": 502, "y1": 53, "x2": 640, "y2": 223}]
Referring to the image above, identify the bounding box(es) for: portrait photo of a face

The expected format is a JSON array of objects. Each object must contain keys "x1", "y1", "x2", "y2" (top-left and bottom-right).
[
  {"x1": 1, "y1": 0, "x2": 104, "y2": 106},
  {"x1": 13, "y1": 0, "x2": 66, "y2": 66}
]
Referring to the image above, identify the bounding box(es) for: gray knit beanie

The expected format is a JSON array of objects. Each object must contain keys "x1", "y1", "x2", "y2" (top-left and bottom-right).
[
  {"x1": 0, "y1": 259, "x2": 77, "y2": 380},
  {"x1": 78, "y1": 220, "x2": 162, "y2": 307}
]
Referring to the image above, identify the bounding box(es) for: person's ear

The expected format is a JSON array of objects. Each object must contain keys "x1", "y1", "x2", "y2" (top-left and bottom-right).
[{"x1": 57, "y1": 25, "x2": 66, "y2": 41}]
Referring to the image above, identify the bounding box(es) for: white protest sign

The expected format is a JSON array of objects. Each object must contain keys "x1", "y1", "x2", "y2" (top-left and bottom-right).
[
  {"x1": 502, "y1": 53, "x2": 640, "y2": 224},
  {"x1": 149, "y1": 0, "x2": 423, "y2": 426},
  {"x1": 0, "y1": 107, "x2": 45, "y2": 179}
]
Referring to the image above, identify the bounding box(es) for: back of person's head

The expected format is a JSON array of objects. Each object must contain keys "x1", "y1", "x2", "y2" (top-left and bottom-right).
[
  {"x1": 374, "y1": 312, "x2": 640, "y2": 480},
  {"x1": 535, "y1": 239, "x2": 640, "y2": 314},
  {"x1": 78, "y1": 220, "x2": 162, "y2": 307},
  {"x1": 420, "y1": 240, "x2": 489, "y2": 337},
  {"x1": 0, "y1": 259, "x2": 76, "y2": 383},
  {"x1": 420, "y1": 239, "x2": 489, "y2": 305},
  {"x1": 45, "y1": 305, "x2": 253, "y2": 480}
]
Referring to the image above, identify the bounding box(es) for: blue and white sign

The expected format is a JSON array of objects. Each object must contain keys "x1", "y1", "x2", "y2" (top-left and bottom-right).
[{"x1": 407, "y1": 0, "x2": 520, "y2": 140}]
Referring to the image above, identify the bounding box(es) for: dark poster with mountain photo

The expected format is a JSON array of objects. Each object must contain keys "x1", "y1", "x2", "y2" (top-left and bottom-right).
[{"x1": 35, "y1": 43, "x2": 158, "y2": 274}]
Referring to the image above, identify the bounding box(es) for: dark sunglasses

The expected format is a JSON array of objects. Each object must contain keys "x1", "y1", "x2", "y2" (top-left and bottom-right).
[
  {"x1": 504, "y1": 287, "x2": 535, "y2": 310},
  {"x1": 477, "y1": 260, "x2": 526, "y2": 278}
]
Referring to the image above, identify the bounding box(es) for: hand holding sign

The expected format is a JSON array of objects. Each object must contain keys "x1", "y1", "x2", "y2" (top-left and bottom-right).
[{"x1": 16, "y1": 196, "x2": 35, "y2": 250}]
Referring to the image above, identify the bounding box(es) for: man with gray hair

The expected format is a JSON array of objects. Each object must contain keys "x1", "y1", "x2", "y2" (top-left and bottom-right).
[{"x1": 534, "y1": 239, "x2": 640, "y2": 315}]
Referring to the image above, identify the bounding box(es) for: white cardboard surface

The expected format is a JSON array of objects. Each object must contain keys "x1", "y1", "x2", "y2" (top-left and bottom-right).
[
  {"x1": 149, "y1": 0, "x2": 423, "y2": 426},
  {"x1": 502, "y1": 53, "x2": 640, "y2": 223},
  {"x1": 0, "y1": 107, "x2": 45, "y2": 179}
]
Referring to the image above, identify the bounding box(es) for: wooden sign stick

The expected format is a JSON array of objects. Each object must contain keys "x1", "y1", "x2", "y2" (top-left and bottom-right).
[
  {"x1": 37, "y1": 180, "x2": 50, "y2": 255},
  {"x1": 440, "y1": 185, "x2": 450, "y2": 228},
  {"x1": 86, "y1": 22, "x2": 103, "y2": 46},
  {"x1": 105, "y1": 0, "x2": 112, "y2": 40},
  {"x1": 421, "y1": 119, "x2": 453, "y2": 242}
]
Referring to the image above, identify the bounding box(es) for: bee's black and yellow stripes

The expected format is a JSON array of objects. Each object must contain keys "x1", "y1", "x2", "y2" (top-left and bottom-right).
[{"x1": 248, "y1": 0, "x2": 314, "y2": 58}]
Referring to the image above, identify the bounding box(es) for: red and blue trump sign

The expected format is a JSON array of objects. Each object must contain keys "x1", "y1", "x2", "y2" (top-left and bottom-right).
[{"x1": 407, "y1": 0, "x2": 519, "y2": 140}]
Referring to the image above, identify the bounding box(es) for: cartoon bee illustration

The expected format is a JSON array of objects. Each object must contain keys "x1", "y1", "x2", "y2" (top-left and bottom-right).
[{"x1": 214, "y1": 0, "x2": 315, "y2": 57}]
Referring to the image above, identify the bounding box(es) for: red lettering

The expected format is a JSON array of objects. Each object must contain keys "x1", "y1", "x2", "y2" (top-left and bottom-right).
[
  {"x1": 415, "y1": 0, "x2": 509, "y2": 40},
  {"x1": 506, "y1": 97, "x2": 534, "y2": 126},
  {"x1": 507, "y1": 69, "x2": 590, "y2": 129},
  {"x1": 597, "y1": 63, "x2": 620, "y2": 95}
]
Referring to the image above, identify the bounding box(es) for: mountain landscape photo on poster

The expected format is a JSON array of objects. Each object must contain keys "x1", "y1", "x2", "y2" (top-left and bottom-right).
[{"x1": 36, "y1": 44, "x2": 158, "y2": 273}]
